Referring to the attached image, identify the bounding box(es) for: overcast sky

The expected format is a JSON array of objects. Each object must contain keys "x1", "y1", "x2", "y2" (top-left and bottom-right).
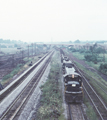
[{"x1": 0, "y1": 0, "x2": 107, "y2": 43}]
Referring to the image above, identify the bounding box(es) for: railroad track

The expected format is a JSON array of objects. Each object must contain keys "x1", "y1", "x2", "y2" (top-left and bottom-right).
[
  {"x1": 0, "y1": 51, "x2": 51, "y2": 102},
  {"x1": 60, "y1": 49, "x2": 86, "y2": 120},
  {"x1": 60, "y1": 49, "x2": 107, "y2": 120},
  {"x1": 80, "y1": 69, "x2": 107, "y2": 96},
  {"x1": 0, "y1": 51, "x2": 53, "y2": 120},
  {"x1": 68, "y1": 104, "x2": 85, "y2": 120},
  {"x1": 73, "y1": 62, "x2": 107, "y2": 120}
]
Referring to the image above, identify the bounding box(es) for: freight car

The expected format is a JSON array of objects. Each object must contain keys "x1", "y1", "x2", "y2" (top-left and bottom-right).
[{"x1": 63, "y1": 70, "x2": 83, "y2": 103}]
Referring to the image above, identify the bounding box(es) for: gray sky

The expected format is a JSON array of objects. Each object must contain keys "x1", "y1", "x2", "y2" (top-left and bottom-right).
[{"x1": 0, "y1": 0, "x2": 107, "y2": 43}]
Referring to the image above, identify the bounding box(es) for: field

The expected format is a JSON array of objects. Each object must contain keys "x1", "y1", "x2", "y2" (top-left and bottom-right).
[
  {"x1": 71, "y1": 51, "x2": 107, "y2": 70},
  {"x1": 0, "y1": 48, "x2": 19, "y2": 54}
]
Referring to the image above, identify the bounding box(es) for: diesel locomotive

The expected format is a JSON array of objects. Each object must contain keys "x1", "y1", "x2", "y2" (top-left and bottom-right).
[
  {"x1": 63, "y1": 70, "x2": 83, "y2": 103},
  {"x1": 60, "y1": 49, "x2": 83, "y2": 103}
]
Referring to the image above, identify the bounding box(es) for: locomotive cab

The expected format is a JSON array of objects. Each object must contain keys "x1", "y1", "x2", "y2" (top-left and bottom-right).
[
  {"x1": 64, "y1": 74, "x2": 83, "y2": 103},
  {"x1": 63, "y1": 73, "x2": 82, "y2": 86},
  {"x1": 65, "y1": 81, "x2": 82, "y2": 93}
]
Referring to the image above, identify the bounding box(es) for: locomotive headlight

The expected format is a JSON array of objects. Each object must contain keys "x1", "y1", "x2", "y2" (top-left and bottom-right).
[
  {"x1": 72, "y1": 74, "x2": 74, "y2": 78},
  {"x1": 72, "y1": 84, "x2": 76, "y2": 87}
]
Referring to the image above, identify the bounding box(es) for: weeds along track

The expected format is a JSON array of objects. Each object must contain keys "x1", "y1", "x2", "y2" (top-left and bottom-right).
[
  {"x1": 0, "y1": 51, "x2": 51, "y2": 102},
  {"x1": 0, "y1": 51, "x2": 53, "y2": 120},
  {"x1": 73, "y1": 63, "x2": 107, "y2": 120},
  {"x1": 68, "y1": 104, "x2": 85, "y2": 120},
  {"x1": 79, "y1": 69, "x2": 107, "y2": 96}
]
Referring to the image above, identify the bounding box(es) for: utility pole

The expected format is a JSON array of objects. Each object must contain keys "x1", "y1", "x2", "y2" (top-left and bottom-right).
[
  {"x1": 21, "y1": 50, "x2": 23, "y2": 62},
  {"x1": 103, "y1": 46, "x2": 105, "y2": 63},
  {"x1": 28, "y1": 45, "x2": 29, "y2": 61},
  {"x1": 12, "y1": 54, "x2": 14, "y2": 67},
  {"x1": 35, "y1": 43, "x2": 36, "y2": 55},
  {"x1": 32, "y1": 43, "x2": 33, "y2": 56},
  {"x1": 0, "y1": 44, "x2": 1, "y2": 52}
]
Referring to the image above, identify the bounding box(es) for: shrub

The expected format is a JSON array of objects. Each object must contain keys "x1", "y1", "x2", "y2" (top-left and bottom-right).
[
  {"x1": 79, "y1": 49, "x2": 85, "y2": 53},
  {"x1": 84, "y1": 54, "x2": 98, "y2": 63},
  {"x1": 99, "y1": 63, "x2": 107, "y2": 74}
]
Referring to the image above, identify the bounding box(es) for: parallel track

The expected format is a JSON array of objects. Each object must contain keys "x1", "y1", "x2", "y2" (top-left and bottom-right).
[
  {"x1": 80, "y1": 69, "x2": 107, "y2": 96},
  {"x1": 0, "y1": 52, "x2": 53, "y2": 120},
  {"x1": 68, "y1": 104, "x2": 85, "y2": 120},
  {"x1": 60, "y1": 49, "x2": 107, "y2": 120},
  {"x1": 73, "y1": 62, "x2": 107, "y2": 120},
  {"x1": 0, "y1": 52, "x2": 51, "y2": 102}
]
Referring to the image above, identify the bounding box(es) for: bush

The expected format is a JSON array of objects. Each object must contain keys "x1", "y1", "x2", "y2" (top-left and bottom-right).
[
  {"x1": 70, "y1": 48, "x2": 78, "y2": 52},
  {"x1": 84, "y1": 54, "x2": 98, "y2": 63},
  {"x1": 99, "y1": 63, "x2": 107, "y2": 74},
  {"x1": 79, "y1": 49, "x2": 85, "y2": 53},
  {"x1": 95, "y1": 47, "x2": 106, "y2": 54}
]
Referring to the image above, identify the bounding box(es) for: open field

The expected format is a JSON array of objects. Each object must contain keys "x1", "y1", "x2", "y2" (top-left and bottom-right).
[{"x1": 0, "y1": 48, "x2": 19, "y2": 54}]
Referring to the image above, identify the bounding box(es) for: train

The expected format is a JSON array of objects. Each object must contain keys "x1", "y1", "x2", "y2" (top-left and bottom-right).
[{"x1": 60, "y1": 50, "x2": 83, "y2": 103}]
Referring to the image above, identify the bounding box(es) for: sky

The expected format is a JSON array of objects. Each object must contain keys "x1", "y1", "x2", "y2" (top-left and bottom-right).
[{"x1": 0, "y1": 0, "x2": 107, "y2": 43}]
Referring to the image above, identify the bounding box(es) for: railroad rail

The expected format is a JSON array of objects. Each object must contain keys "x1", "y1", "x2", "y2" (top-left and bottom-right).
[
  {"x1": 80, "y1": 69, "x2": 107, "y2": 96},
  {"x1": 68, "y1": 104, "x2": 85, "y2": 120},
  {"x1": 0, "y1": 51, "x2": 53, "y2": 120},
  {"x1": 73, "y1": 62, "x2": 107, "y2": 120},
  {"x1": 0, "y1": 51, "x2": 51, "y2": 102},
  {"x1": 60, "y1": 48, "x2": 107, "y2": 120}
]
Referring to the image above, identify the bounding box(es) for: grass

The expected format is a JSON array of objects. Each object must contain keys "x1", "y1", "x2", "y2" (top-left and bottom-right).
[
  {"x1": 71, "y1": 52, "x2": 85, "y2": 60},
  {"x1": 75, "y1": 61, "x2": 107, "y2": 105},
  {"x1": 83, "y1": 90, "x2": 98, "y2": 120},
  {"x1": 70, "y1": 50, "x2": 107, "y2": 70},
  {"x1": 1, "y1": 54, "x2": 44, "y2": 86},
  {"x1": 85, "y1": 100, "x2": 98, "y2": 120},
  {"x1": 1, "y1": 64, "x2": 23, "y2": 85},
  {"x1": 36, "y1": 52, "x2": 65, "y2": 120},
  {"x1": 0, "y1": 48, "x2": 18, "y2": 54}
]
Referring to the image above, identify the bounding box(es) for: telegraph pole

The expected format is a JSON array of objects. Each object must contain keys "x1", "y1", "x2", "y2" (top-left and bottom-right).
[
  {"x1": 12, "y1": 54, "x2": 14, "y2": 67},
  {"x1": 21, "y1": 50, "x2": 23, "y2": 62},
  {"x1": 32, "y1": 43, "x2": 33, "y2": 56},
  {"x1": 28, "y1": 45, "x2": 29, "y2": 61},
  {"x1": 35, "y1": 43, "x2": 36, "y2": 55},
  {"x1": 0, "y1": 44, "x2": 1, "y2": 52},
  {"x1": 103, "y1": 46, "x2": 105, "y2": 63}
]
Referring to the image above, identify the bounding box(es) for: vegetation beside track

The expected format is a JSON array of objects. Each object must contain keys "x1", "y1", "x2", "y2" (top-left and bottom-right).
[
  {"x1": 36, "y1": 52, "x2": 65, "y2": 120},
  {"x1": 84, "y1": 97, "x2": 98, "y2": 120},
  {"x1": 68, "y1": 46, "x2": 107, "y2": 75},
  {"x1": 75, "y1": 61, "x2": 107, "y2": 104},
  {"x1": 1, "y1": 55, "x2": 43, "y2": 86},
  {"x1": 74, "y1": 61, "x2": 107, "y2": 119}
]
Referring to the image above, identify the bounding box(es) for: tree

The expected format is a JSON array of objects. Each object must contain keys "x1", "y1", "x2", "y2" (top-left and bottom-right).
[{"x1": 74, "y1": 39, "x2": 80, "y2": 43}]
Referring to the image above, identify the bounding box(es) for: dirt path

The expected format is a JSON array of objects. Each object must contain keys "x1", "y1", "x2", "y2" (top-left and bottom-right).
[{"x1": 68, "y1": 52, "x2": 107, "y2": 82}]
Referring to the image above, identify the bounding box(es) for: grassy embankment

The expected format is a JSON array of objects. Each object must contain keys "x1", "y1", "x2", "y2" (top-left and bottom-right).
[
  {"x1": 36, "y1": 52, "x2": 65, "y2": 120},
  {"x1": 1, "y1": 54, "x2": 44, "y2": 85},
  {"x1": 84, "y1": 98, "x2": 98, "y2": 120},
  {"x1": 75, "y1": 61, "x2": 107, "y2": 120},
  {"x1": 71, "y1": 51, "x2": 107, "y2": 70},
  {"x1": 69, "y1": 51, "x2": 107, "y2": 103},
  {"x1": 75, "y1": 61, "x2": 107, "y2": 103}
]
